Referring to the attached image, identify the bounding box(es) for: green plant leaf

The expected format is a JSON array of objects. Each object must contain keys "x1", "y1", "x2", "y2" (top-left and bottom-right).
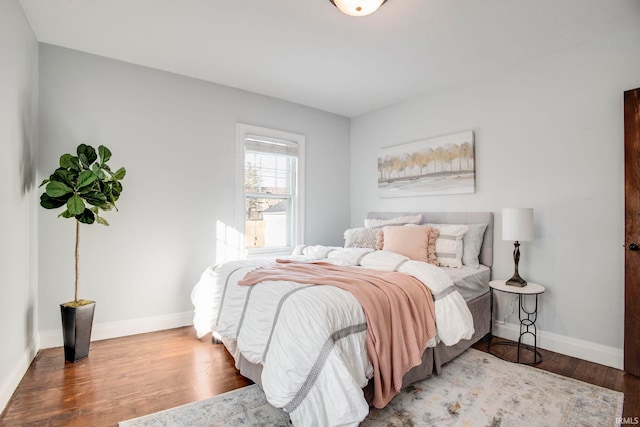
[
  {"x1": 67, "y1": 194, "x2": 85, "y2": 215},
  {"x1": 92, "y1": 164, "x2": 106, "y2": 180},
  {"x1": 45, "y1": 181, "x2": 73, "y2": 198},
  {"x1": 77, "y1": 144, "x2": 97, "y2": 168},
  {"x1": 52, "y1": 168, "x2": 77, "y2": 187},
  {"x1": 39, "y1": 178, "x2": 50, "y2": 187},
  {"x1": 98, "y1": 145, "x2": 112, "y2": 164},
  {"x1": 114, "y1": 167, "x2": 126, "y2": 180},
  {"x1": 58, "y1": 210, "x2": 75, "y2": 218},
  {"x1": 60, "y1": 154, "x2": 80, "y2": 171},
  {"x1": 76, "y1": 170, "x2": 97, "y2": 189},
  {"x1": 110, "y1": 181, "x2": 123, "y2": 201},
  {"x1": 83, "y1": 191, "x2": 108, "y2": 207},
  {"x1": 100, "y1": 168, "x2": 113, "y2": 181},
  {"x1": 40, "y1": 193, "x2": 68, "y2": 209},
  {"x1": 96, "y1": 215, "x2": 109, "y2": 226},
  {"x1": 75, "y1": 208, "x2": 95, "y2": 224}
]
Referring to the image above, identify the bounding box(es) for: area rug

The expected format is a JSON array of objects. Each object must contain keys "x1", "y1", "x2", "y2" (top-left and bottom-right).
[{"x1": 119, "y1": 349, "x2": 623, "y2": 426}]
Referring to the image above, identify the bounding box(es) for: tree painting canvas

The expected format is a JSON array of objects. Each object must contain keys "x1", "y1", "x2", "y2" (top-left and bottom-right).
[{"x1": 378, "y1": 130, "x2": 475, "y2": 197}]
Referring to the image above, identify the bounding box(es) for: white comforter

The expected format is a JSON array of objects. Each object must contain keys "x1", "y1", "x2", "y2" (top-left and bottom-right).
[{"x1": 191, "y1": 246, "x2": 474, "y2": 426}]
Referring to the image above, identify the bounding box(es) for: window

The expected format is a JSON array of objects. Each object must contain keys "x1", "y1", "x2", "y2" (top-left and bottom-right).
[{"x1": 237, "y1": 123, "x2": 305, "y2": 255}]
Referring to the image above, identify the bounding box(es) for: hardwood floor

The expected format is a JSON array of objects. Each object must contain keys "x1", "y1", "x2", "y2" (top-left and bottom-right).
[
  {"x1": 1, "y1": 328, "x2": 638, "y2": 426},
  {"x1": 0, "y1": 327, "x2": 251, "y2": 427}
]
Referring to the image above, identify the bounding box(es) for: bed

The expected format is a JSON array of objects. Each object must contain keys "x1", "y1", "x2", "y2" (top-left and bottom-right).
[{"x1": 191, "y1": 211, "x2": 493, "y2": 426}]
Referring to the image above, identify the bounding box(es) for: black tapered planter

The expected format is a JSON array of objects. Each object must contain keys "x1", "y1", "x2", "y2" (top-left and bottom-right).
[{"x1": 60, "y1": 301, "x2": 96, "y2": 362}]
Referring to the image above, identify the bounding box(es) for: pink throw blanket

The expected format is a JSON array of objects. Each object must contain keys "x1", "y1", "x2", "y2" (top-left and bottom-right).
[{"x1": 237, "y1": 260, "x2": 437, "y2": 408}]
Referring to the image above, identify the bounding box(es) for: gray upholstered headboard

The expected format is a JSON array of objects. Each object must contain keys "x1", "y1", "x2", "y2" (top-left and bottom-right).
[{"x1": 366, "y1": 212, "x2": 494, "y2": 267}]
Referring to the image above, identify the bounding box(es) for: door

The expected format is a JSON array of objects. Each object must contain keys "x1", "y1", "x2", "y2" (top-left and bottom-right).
[{"x1": 625, "y1": 87, "x2": 640, "y2": 376}]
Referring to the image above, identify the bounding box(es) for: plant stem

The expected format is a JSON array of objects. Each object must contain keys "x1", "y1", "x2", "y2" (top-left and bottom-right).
[{"x1": 75, "y1": 220, "x2": 79, "y2": 303}]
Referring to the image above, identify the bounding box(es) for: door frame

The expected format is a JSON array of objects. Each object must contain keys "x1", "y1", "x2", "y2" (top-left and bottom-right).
[{"x1": 624, "y1": 87, "x2": 640, "y2": 376}]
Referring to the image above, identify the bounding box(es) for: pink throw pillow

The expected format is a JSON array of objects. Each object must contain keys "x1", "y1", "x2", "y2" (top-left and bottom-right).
[{"x1": 381, "y1": 225, "x2": 439, "y2": 264}]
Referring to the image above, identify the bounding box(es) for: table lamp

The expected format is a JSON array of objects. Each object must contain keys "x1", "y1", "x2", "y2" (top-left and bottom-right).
[{"x1": 502, "y1": 208, "x2": 534, "y2": 287}]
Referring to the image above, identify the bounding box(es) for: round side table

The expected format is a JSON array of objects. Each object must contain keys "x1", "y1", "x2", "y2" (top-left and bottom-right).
[{"x1": 488, "y1": 279, "x2": 545, "y2": 364}]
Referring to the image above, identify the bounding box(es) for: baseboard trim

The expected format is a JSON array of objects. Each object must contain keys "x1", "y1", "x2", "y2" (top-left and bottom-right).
[
  {"x1": 39, "y1": 311, "x2": 194, "y2": 349},
  {"x1": 493, "y1": 321, "x2": 623, "y2": 370},
  {"x1": 0, "y1": 337, "x2": 39, "y2": 414}
]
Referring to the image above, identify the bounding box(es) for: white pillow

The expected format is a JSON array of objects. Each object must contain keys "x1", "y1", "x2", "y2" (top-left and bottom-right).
[
  {"x1": 461, "y1": 224, "x2": 488, "y2": 268},
  {"x1": 364, "y1": 214, "x2": 423, "y2": 228},
  {"x1": 427, "y1": 224, "x2": 469, "y2": 268}
]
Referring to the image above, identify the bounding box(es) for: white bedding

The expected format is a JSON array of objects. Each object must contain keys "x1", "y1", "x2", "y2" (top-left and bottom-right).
[{"x1": 191, "y1": 246, "x2": 474, "y2": 426}]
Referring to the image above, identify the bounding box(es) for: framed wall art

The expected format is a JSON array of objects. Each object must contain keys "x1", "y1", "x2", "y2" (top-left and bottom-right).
[{"x1": 378, "y1": 130, "x2": 475, "y2": 198}]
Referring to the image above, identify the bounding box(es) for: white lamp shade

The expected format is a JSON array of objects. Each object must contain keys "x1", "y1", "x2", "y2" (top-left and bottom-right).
[
  {"x1": 331, "y1": 0, "x2": 386, "y2": 16},
  {"x1": 502, "y1": 208, "x2": 534, "y2": 242}
]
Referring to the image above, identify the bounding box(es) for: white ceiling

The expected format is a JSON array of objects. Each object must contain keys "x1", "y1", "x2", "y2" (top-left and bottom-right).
[{"x1": 19, "y1": 0, "x2": 640, "y2": 118}]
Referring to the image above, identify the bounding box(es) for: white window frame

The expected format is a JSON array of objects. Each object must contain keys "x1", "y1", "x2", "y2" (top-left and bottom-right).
[{"x1": 236, "y1": 123, "x2": 305, "y2": 257}]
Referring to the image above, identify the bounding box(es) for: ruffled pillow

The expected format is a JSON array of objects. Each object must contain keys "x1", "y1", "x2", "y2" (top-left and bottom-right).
[{"x1": 344, "y1": 227, "x2": 383, "y2": 249}]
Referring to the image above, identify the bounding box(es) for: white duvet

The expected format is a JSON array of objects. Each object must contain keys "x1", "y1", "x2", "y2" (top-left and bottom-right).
[{"x1": 191, "y1": 246, "x2": 474, "y2": 426}]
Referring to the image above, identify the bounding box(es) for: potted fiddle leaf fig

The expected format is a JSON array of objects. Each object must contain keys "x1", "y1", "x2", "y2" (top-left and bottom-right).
[{"x1": 40, "y1": 144, "x2": 125, "y2": 362}]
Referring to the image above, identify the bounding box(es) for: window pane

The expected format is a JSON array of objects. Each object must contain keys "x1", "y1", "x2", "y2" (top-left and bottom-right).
[
  {"x1": 245, "y1": 152, "x2": 294, "y2": 196},
  {"x1": 245, "y1": 197, "x2": 291, "y2": 249}
]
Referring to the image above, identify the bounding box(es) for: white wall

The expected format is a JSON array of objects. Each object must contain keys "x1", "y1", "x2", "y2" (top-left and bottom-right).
[
  {"x1": 350, "y1": 29, "x2": 640, "y2": 367},
  {"x1": 0, "y1": 0, "x2": 39, "y2": 412},
  {"x1": 38, "y1": 45, "x2": 351, "y2": 343}
]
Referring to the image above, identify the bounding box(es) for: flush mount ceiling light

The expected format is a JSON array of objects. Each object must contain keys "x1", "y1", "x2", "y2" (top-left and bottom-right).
[{"x1": 329, "y1": 0, "x2": 388, "y2": 17}]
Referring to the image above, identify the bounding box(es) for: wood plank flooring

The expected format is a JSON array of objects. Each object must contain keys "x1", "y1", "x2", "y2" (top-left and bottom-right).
[
  {"x1": 0, "y1": 327, "x2": 251, "y2": 426},
  {"x1": 1, "y1": 328, "x2": 637, "y2": 426}
]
